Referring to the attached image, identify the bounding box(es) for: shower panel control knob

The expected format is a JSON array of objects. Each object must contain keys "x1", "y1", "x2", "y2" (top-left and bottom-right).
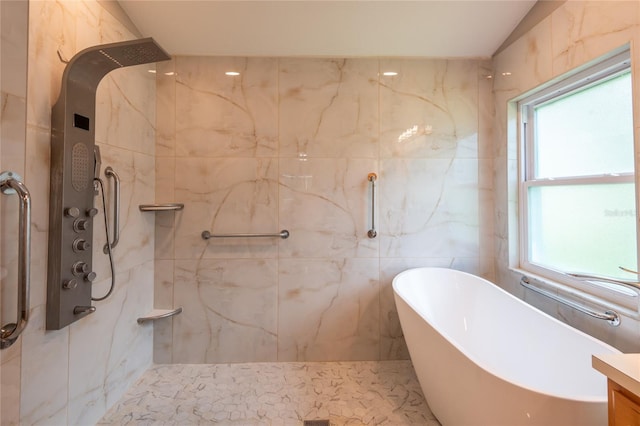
[
  {"x1": 62, "y1": 279, "x2": 78, "y2": 290},
  {"x1": 86, "y1": 208, "x2": 98, "y2": 217},
  {"x1": 72, "y1": 261, "x2": 89, "y2": 276},
  {"x1": 85, "y1": 272, "x2": 97, "y2": 283},
  {"x1": 72, "y1": 238, "x2": 91, "y2": 252},
  {"x1": 73, "y1": 219, "x2": 90, "y2": 232},
  {"x1": 65, "y1": 207, "x2": 80, "y2": 218}
]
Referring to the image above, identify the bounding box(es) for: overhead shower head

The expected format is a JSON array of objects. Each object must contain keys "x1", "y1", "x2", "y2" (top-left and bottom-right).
[{"x1": 63, "y1": 37, "x2": 171, "y2": 89}]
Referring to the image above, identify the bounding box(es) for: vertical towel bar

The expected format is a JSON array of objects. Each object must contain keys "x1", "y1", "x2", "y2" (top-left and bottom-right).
[
  {"x1": 103, "y1": 166, "x2": 120, "y2": 252},
  {"x1": 367, "y1": 173, "x2": 377, "y2": 238}
]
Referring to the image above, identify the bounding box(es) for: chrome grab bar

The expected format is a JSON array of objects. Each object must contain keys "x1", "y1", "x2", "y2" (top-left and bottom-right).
[
  {"x1": 367, "y1": 172, "x2": 377, "y2": 239},
  {"x1": 201, "y1": 230, "x2": 290, "y2": 240},
  {"x1": 0, "y1": 171, "x2": 31, "y2": 349},
  {"x1": 103, "y1": 166, "x2": 120, "y2": 253},
  {"x1": 520, "y1": 276, "x2": 620, "y2": 326}
]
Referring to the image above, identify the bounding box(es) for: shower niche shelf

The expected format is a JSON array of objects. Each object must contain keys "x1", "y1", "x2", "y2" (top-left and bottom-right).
[
  {"x1": 137, "y1": 307, "x2": 183, "y2": 324},
  {"x1": 139, "y1": 203, "x2": 184, "y2": 212}
]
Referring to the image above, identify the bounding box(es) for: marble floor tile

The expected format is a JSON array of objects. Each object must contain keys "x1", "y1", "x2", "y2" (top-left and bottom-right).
[{"x1": 99, "y1": 361, "x2": 440, "y2": 426}]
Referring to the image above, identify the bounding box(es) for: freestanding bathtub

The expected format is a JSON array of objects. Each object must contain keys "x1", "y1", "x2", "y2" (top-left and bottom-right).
[{"x1": 393, "y1": 267, "x2": 621, "y2": 426}]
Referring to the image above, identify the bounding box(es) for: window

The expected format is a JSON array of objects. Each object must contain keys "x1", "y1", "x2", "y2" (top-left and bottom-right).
[{"x1": 518, "y1": 49, "x2": 637, "y2": 293}]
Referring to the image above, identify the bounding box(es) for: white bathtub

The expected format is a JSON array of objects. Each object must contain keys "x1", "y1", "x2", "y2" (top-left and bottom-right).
[{"x1": 392, "y1": 267, "x2": 621, "y2": 426}]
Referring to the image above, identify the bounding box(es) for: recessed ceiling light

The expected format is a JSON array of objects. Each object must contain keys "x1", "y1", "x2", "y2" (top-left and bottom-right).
[
  {"x1": 225, "y1": 71, "x2": 240, "y2": 76},
  {"x1": 501, "y1": 72, "x2": 512, "y2": 76},
  {"x1": 382, "y1": 71, "x2": 398, "y2": 76},
  {"x1": 148, "y1": 69, "x2": 157, "y2": 74}
]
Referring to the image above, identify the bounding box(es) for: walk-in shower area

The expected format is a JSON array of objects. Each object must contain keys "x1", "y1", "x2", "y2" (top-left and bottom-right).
[{"x1": 4, "y1": 0, "x2": 640, "y2": 425}]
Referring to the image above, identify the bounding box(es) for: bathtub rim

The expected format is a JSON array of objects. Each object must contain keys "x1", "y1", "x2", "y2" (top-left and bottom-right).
[{"x1": 392, "y1": 266, "x2": 621, "y2": 403}]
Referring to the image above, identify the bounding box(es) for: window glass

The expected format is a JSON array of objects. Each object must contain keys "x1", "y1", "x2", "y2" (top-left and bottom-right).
[
  {"x1": 534, "y1": 72, "x2": 633, "y2": 179},
  {"x1": 528, "y1": 183, "x2": 636, "y2": 279}
]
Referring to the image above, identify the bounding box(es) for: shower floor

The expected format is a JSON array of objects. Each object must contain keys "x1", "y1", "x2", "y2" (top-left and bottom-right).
[{"x1": 98, "y1": 360, "x2": 440, "y2": 425}]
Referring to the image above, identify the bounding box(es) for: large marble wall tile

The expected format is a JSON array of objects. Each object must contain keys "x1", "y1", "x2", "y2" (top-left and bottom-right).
[
  {"x1": 91, "y1": 146, "x2": 155, "y2": 282},
  {"x1": 19, "y1": 306, "x2": 69, "y2": 425},
  {"x1": 279, "y1": 158, "x2": 378, "y2": 258},
  {"x1": 1, "y1": 93, "x2": 27, "y2": 168},
  {"x1": 175, "y1": 56, "x2": 278, "y2": 158},
  {"x1": 68, "y1": 261, "x2": 153, "y2": 426},
  {"x1": 1, "y1": 0, "x2": 28, "y2": 99},
  {"x1": 95, "y1": 66, "x2": 157, "y2": 156},
  {"x1": 278, "y1": 258, "x2": 379, "y2": 361},
  {"x1": 493, "y1": 14, "x2": 553, "y2": 96},
  {"x1": 172, "y1": 259, "x2": 278, "y2": 363},
  {"x1": 174, "y1": 157, "x2": 279, "y2": 259},
  {"x1": 379, "y1": 59, "x2": 478, "y2": 159},
  {"x1": 380, "y1": 158, "x2": 483, "y2": 258},
  {"x1": 0, "y1": 337, "x2": 21, "y2": 426},
  {"x1": 153, "y1": 260, "x2": 174, "y2": 364},
  {"x1": 154, "y1": 157, "x2": 176, "y2": 259},
  {"x1": 27, "y1": 0, "x2": 76, "y2": 131},
  {"x1": 551, "y1": 1, "x2": 639, "y2": 77},
  {"x1": 156, "y1": 60, "x2": 176, "y2": 157},
  {"x1": 279, "y1": 58, "x2": 378, "y2": 158}
]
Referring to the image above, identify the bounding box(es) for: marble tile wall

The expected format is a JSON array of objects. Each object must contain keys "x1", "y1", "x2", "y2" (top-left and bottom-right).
[
  {"x1": 0, "y1": 0, "x2": 156, "y2": 424},
  {"x1": 492, "y1": 1, "x2": 640, "y2": 352},
  {"x1": 155, "y1": 56, "x2": 495, "y2": 363}
]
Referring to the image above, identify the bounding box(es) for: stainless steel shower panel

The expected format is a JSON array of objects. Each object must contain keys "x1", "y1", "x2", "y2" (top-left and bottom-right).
[{"x1": 47, "y1": 38, "x2": 170, "y2": 330}]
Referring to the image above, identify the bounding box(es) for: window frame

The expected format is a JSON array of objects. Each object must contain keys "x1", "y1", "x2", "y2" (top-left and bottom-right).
[{"x1": 516, "y1": 48, "x2": 639, "y2": 311}]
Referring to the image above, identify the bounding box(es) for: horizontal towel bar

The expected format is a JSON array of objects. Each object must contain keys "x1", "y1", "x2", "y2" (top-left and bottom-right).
[
  {"x1": 139, "y1": 203, "x2": 184, "y2": 212},
  {"x1": 519, "y1": 276, "x2": 620, "y2": 326},
  {"x1": 137, "y1": 307, "x2": 183, "y2": 324},
  {"x1": 201, "y1": 230, "x2": 290, "y2": 240}
]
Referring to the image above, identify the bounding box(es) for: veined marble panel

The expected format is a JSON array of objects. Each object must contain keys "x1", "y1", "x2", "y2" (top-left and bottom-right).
[
  {"x1": 0, "y1": 335, "x2": 21, "y2": 426},
  {"x1": 68, "y1": 261, "x2": 153, "y2": 426},
  {"x1": 91, "y1": 145, "x2": 155, "y2": 282},
  {"x1": 279, "y1": 58, "x2": 378, "y2": 158},
  {"x1": 19, "y1": 305, "x2": 69, "y2": 425},
  {"x1": 27, "y1": 0, "x2": 76, "y2": 131},
  {"x1": 278, "y1": 258, "x2": 379, "y2": 361},
  {"x1": 551, "y1": 1, "x2": 639, "y2": 77},
  {"x1": 154, "y1": 157, "x2": 176, "y2": 260},
  {"x1": 175, "y1": 56, "x2": 278, "y2": 158},
  {"x1": 1, "y1": 0, "x2": 28, "y2": 99},
  {"x1": 492, "y1": 14, "x2": 553, "y2": 95},
  {"x1": 95, "y1": 66, "x2": 157, "y2": 156},
  {"x1": 279, "y1": 158, "x2": 378, "y2": 258},
  {"x1": 174, "y1": 157, "x2": 279, "y2": 259},
  {"x1": 156, "y1": 60, "x2": 176, "y2": 157},
  {"x1": 379, "y1": 59, "x2": 478, "y2": 159},
  {"x1": 153, "y1": 259, "x2": 175, "y2": 364},
  {"x1": 380, "y1": 158, "x2": 486, "y2": 258},
  {"x1": 172, "y1": 259, "x2": 278, "y2": 363}
]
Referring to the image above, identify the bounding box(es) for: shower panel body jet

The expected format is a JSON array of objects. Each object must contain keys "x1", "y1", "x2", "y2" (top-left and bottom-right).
[{"x1": 47, "y1": 38, "x2": 170, "y2": 330}]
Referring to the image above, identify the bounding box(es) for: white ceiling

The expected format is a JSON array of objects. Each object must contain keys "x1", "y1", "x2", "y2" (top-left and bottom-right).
[{"x1": 118, "y1": 0, "x2": 537, "y2": 58}]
